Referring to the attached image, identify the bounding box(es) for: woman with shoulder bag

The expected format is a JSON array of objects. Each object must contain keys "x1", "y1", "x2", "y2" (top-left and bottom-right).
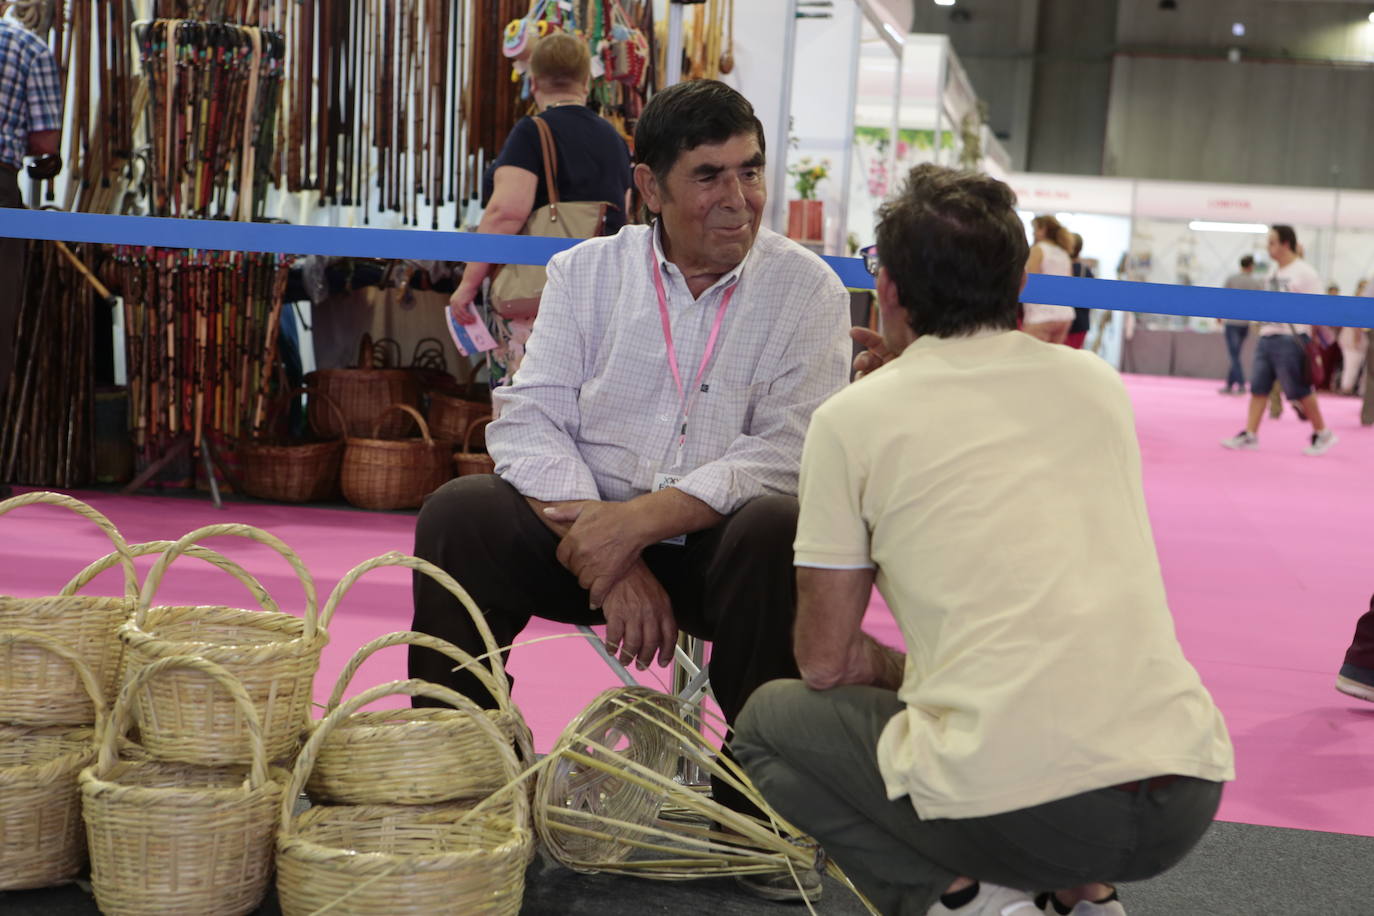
[{"x1": 449, "y1": 31, "x2": 633, "y2": 380}]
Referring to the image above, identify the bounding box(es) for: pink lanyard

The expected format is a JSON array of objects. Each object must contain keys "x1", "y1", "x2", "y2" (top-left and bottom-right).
[{"x1": 649, "y1": 239, "x2": 736, "y2": 468}]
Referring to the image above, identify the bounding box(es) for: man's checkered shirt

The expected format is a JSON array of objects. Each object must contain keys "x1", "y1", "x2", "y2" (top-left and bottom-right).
[
  {"x1": 489, "y1": 223, "x2": 852, "y2": 515},
  {"x1": 0, "y1": 19, "x2": 62, "y2": 170}
]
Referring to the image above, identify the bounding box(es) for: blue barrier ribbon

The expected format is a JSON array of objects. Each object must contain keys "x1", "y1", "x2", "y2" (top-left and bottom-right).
[{"x1": 3, "y1": 208, "x2": 1372, "y2": 325}]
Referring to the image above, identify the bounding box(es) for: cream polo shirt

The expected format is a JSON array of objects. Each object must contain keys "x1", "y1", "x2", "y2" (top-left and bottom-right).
[{"x1": 794, "y1": 329, "x2": 1234, "y2": 820}]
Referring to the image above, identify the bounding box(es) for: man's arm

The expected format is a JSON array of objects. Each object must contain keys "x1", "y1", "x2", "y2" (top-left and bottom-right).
[
  {"x1": 795, "y1": 566, "x2": 902, "y2": 691},
  {"x1": 26, "y1": 130, "x2": 59, "y2": 157},
  {"x1": 449, "y1": 166, "x2": 538, "y2": 313}
]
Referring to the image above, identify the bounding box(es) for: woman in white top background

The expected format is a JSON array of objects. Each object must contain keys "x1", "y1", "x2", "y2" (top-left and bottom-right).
[{"x1": 1023, "y1": 214, "x2": 1076, "y2": 344}]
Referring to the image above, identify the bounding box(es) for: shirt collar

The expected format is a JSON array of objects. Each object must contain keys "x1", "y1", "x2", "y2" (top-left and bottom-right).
[
  {"x1": 652, "y1": 220, "x2": 752, "y2": 297},
  {"x1": 902, "y1": 327, "x2": 1014, "y2": 355}
]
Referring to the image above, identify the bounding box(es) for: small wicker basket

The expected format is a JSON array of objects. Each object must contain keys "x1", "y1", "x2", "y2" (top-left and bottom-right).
[
  {"x1": 240, "y1": 386, "x2": 348, "y2": 503},
  {"x1": 0, "y1": 631, "x2": 104, "y2": 891},
  {"x1": 116, "y1": 523, "x2": 324, "y2": 766},
  {"x1": 277, "y1": 680, "x2": 534, "y2": 916},
  {"x1": 81, "y1": 655, "x2": 287, "y2": 916},
  {"x1": 305, "y1": 335, "x2": 422, "y2": 440},
  {"x1": 426, "y1": 362, "x2": 490, "y2": 449},
  {"x1": 453, "y1": 417, "x2": 495, "y2": 478},
  {"x1": 341, "y1": 403, "x2": 453, "y2": 510},
  {"x1": 0, "y1": 491, "x2": 138, "y2": 725}
]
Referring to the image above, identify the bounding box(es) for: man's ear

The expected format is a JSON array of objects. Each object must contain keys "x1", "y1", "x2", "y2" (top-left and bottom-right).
[
  {"x1": 634, "y1": 163, "x2": 663, "y2": 216},
  {"x1": 876, "y1": 266, "x2": 899, "y2": 314}
]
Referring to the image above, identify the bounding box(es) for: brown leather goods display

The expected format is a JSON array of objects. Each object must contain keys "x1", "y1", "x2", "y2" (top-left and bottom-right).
[{"x1": 488, "y1": 116, "x2": 608, "y2": 322}]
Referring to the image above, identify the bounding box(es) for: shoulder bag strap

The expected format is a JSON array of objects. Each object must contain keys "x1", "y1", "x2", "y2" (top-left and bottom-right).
[{"x1": 532, "y1": 115, "x2": 561, "y2": 222}]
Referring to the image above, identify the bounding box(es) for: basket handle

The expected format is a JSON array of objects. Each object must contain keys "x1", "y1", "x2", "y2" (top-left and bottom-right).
[
  {"x1": 0, "y1": 629, "x2": 108, "y2": 735},
  {"x1": 321, "y1": 630, "x2": 534, "y2": 765},
  {"x1": 60, "y1": 540, "x2": 281, "y2": 613},
  {"x1": 461, "y1": 416, "x2": 493, "y2": 454},
  {"x1": 316, "y1": 553, "x2": 507, "y2": 695},
  {"x1": 135, "y1": 524, "x2": 320, "y2": 641},
  {"x1": 282, "y1": 679, "x2": 526, "y2": 833},
  {"x1": 368, "y1": 402, "x2": 432, "y2": 444},
  {"x1": 411, "y1": 337, "x2": 448, "y2": 372},
  {"x1": 95, "y1": 654, "x2": 270, "y2": 789},
  {"x1": 355, "y1": 332, "x2": 374, "y2": 369},
  {"x1": 257, "y1": 384, "x2": 349, "y2": 442},
  {"x1": 0, "y1": 491, "x2": 138, "y2": 599}
]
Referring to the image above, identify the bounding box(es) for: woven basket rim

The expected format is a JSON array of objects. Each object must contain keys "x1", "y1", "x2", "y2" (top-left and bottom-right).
[
  {"x1": 119, "y1": 607, "x2": 324, "y2": 659},
  {"x1": 279, "y1": 810, "x2": 531, "y2": 872},
  {"x1": 0, "y1": 737, "x2": 94, "y2": 788},
  {"x1": 0, "y1": 594, "x2": 134, "y2": 610},
  {"x1": 79, "y1": 760, "x2": 289, "y2": 804},
  {"x1": 241, "y1": 438, "x2": 344, "y2": 457}
]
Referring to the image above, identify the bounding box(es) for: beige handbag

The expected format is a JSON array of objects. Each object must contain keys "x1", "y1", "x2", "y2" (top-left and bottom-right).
[{"x1": 489, "y1": 116, "x2": 609, "y2": 321}]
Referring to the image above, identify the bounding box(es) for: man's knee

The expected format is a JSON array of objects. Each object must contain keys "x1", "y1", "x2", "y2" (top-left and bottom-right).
[
  {"x1": 735, "y1": 678, "x2": 809, "y2": 756},
  {"x1": 415, "y1": 474, "x2": 515, "y2": 552},
  {"x1": 722, "y1": 494, "x2": 798, "y2": 558}
]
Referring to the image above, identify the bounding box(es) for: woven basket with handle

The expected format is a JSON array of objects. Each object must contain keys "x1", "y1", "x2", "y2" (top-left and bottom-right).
[
  {"x1": 276, "y1": 680, "x2": 533, "y2": 916},
  {"x1": 453, "y1": 417, "x2": 495, "y2": 478},
  {"x1": 0, "y1": 631, "x2": 104, "y2": 891},
  {"x1": 426, "y1": 361, "x2": 490, "y2": 449},
  {"x1": 341, "y1": 403, "x2": 453, "y2": 510},
  {"x1": 306, "y1": 335, "x2": 421, "y2": 440},
  {"x1": 240, "y1": 385, "x2": 348, "y2": 503},
  {"x1": 304, "y1": 553, "x2": 534, "y2": 806},
  {"x1": 0, "y1": 491, "x2": 138, "y2": 725},
  {"x1": 81, "y1": 655, "x2": 287, "y2": 916},
  {"x1": 116, "y1": 524, "x2": 324, "y2": 766}
]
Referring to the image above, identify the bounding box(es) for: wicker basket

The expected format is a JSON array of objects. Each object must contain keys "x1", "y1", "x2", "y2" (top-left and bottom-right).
[
  {"x1": 81, "y1": 655, "x2": 287, "y2": 916},
  {"x1": 277, "y1": 680, "x2": 533, "y2": 916},
  {"x1": 0, "y1": 631, "x2": 104, "y2": 891},
  {"x1": 453, "y1": 417, "x2": 495, "y2": 478},
  {"x1": 341, "y1": 404, "x2": 453, "y2": 510},
  {"x1": 116, "y1": 523, "x2": 324, "y2": 766},
  {"x1": 426, "y1": 362, "x2": 490, "y2": 449},
  {"x1": 0, "y1": 491, "x2": 138, "y2": 725},
  {"x1": 240, "y1": 386, "x2": 348, "y2": 503},
  {"x1": 305, "y1": 336, "x2": 422, "y2": 440}
]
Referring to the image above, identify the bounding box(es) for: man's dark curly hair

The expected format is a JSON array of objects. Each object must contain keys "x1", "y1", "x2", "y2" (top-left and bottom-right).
[{"x1": 875, "y1": 164, "x2": 1028, "y2": 338}]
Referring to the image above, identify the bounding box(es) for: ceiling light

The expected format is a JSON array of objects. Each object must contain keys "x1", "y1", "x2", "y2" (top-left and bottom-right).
[
  {"x1": 1189, "y1": 221, "x2": 1269, "y2": 234},
  {"x1": 1232, "y1": 22, "x2": 1245, "y2": 37},
  {"x1": 934, "y1": 0, "x2": 955, "y2": 6}
]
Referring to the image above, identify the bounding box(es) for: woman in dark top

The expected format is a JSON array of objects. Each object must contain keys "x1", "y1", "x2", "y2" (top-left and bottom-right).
[{"x1": 449, "y1": 31, "x2": 632, "y2": 315}]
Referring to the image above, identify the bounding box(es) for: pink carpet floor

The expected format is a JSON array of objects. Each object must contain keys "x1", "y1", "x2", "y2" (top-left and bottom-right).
[{"x1": 2, "y1": 374, "x2": 1371, "y2": 837}]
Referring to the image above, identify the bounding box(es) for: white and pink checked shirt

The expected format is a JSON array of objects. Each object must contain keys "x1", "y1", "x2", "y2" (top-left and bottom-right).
[{"x1": 488, "y1": 223, "x2": 851, "y2": 515}]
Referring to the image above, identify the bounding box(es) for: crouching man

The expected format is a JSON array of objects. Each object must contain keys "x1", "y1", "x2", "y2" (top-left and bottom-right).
[{"x1": 733, "y1": 164, "x2": 1234, "y2": 916}]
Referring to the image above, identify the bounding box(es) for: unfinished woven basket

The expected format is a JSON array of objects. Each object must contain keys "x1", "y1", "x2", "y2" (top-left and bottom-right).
[
  {"x1": 534, "y1": 687, "x2": 826, "y2": 884},
  {"x1": 240, "y1": 386, "x2": 348, "y2": 503},
  {"x1": 81, "y1": 655, "x2": 287, "y2": 916},
  {"x1": 277, "y1": 680, "x2": 534, "y2": 916},
  {"x1": 341, "y1": 403, "x2": 453, "y2": 510},
  {"x1": 0, "y1": 631, "x2": 104, "y2": 891},
  {"x1": 0, "y1": 491, "x2": 138, "y2": 725},
  {"x1": 116, "y1": 523, "x2": 324, "y2": 766},
  {"x1": 453, "y1": 417, "x2": 495, "y2": 477}
]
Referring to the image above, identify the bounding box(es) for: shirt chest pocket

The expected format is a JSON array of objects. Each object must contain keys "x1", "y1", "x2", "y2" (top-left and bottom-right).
[{"x1": 692, "y1": 380, "x2": 766, "y2": 443}]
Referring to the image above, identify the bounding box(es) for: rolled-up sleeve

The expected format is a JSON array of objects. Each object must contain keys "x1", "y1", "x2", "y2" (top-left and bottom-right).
[
  {"x1": 488, "y1": 255, "x2": 601, "y2": 501},
  {"x1": 673, "y1": 276, "x2": 850, "y2": 514}
]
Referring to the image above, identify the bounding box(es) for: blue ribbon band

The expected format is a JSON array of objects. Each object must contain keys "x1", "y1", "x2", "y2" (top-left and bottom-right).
[{"x1": 2, "y1": 208, "x2": 1371, "y2": 325}]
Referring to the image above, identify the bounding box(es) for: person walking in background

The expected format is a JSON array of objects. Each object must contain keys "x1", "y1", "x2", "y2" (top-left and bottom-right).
[
  {"x1": 1218, "y1": 255, "x2": 1262, "y2": 395},
  {"x1": 0, "y1": 12, "x2": 63, "y2": 500},
  {"x1": 1022, "y1": 215, "x2": 1075, "y2": 344},
  {"x1": 1067, "y1": 233, "x2": 1093, "y2": 350},
  {"x1": 1360, "y1": 277, "x2": 1374, "y2": 426},
  {"x1": 1335, "y1": 278, "x2": 1368, "y2": 397},
  {"x1": 1220, "y1": 225, "x2": 1337, "y2": 456}
]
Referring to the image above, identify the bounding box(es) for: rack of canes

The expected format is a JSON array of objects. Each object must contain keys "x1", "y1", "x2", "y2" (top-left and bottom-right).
[
  {"x1": 0, "y1": 492, "x2": 140, "y2": 725},
  {"x1": 0, "y1": 631, "x2": 106, "y2": 891},
  {"x1": 276, "y1": 681, "x2": 535, "y2": 915},
  {"x1": 534, "y1": 686, "x2": 877, "y2": 913},
  {"x1": 80, "y1": 655, "x2": 289, "y2": 915},
  {"x1": 115, "y1": 523, "x2": 324, "y2": 766}
]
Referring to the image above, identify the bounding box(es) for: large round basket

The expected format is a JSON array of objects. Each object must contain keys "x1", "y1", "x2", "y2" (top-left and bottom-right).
[
  {"x1": 305, "y1": 336, "x2": 422, "y2": 439},
  {"x1": 81, "y1": 655, "x2": 287, "y2": 916},
  {"x1": 0, "y1": 632, "x2": 103, "y2": 891},
  {"x1": 426, "y1": 362, "x2": 490, "y2": 449},
  {"x1": 116, "y1": 523, "x2": 324, "y2": 766},
  {"x1": 277, "y1": 680, "x2": 533, "y2": 916},
  {"x1": 0, "y1": 491, "x2": 138, "y2": 725},
  {"x1": 341, "y1": 403, "x2": 452, "y2": 510},
  {"x1": 240, "y1": 386, "x2": 348, "y2": 503},
  {"x1": 534, "y1": 687, "x2": 825, "y2": 883},
  {"x1": 453, "y1": 417, "x2": 495, "y2": 478}
]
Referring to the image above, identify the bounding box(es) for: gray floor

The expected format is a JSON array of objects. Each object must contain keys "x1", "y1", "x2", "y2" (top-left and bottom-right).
[{"x1": 4, "y1": 820, "x2": 1372, "y2": 914}]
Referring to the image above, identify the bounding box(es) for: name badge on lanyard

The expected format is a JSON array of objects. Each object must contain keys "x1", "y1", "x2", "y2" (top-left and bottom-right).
[{"x1": 651, "y1": 472, "x2": 687, "y2": 546}]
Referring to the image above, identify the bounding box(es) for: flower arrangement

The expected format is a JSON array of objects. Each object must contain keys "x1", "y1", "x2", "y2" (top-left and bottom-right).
[{"x1": 788, "y1": 157, "x2": 830, "y2": 200}]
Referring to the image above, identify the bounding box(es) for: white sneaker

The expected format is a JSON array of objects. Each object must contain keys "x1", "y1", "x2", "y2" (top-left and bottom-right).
[
  {"x1": 930, "y1": 882, "x2": 1040, "y2": 915},
  {"x1": 1038, "y1": 894, "x2": 1127, "y2": 916},
  {"x1": 1336, "y1": 675, "x2": 1374, "y2": 702},
  {"x1": 1220, "y1": 430, "x2": 1258, "y2": 450},
  {"x1": 1303, "y1": 429, "x2": 1338, "y2": 455}
]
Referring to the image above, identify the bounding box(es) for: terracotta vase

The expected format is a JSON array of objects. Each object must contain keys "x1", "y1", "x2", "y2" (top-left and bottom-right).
[{"x1": 787, "y1": 199, "x2": 824, "y2": 244}]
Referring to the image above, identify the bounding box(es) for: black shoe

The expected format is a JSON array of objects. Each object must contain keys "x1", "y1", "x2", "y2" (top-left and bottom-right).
[{"x1": 735, "y1": 867, "x2": 823, "y2": 904}]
